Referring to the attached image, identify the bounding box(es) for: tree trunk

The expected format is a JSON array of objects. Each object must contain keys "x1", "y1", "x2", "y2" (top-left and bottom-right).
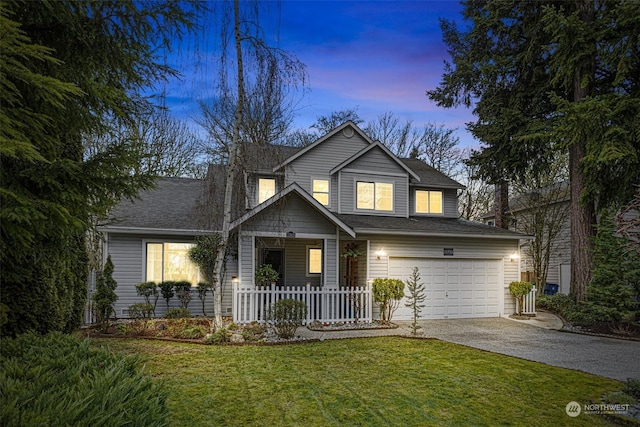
[
  {"x1": 494, "y1": 181, "x2": 509, "y2": 229},
  {"x1": 569, "y1": 0, "x2": 596, "y2": 302},
  {"x1": 211, "y1": 0, "x2": 245, "y2": 331}
]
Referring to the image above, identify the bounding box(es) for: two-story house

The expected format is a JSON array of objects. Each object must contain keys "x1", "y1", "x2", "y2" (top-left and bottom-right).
[{"x1": 101, "y1": 121, "x2": 527, "y2": 321}]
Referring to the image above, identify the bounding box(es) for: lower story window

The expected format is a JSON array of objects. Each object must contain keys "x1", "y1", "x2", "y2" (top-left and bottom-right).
[
  {"x1": 307, "y1": 246, "x2": 322, "y2": 275},
  {"x1": 146, "y1": 242, "x2": 199, "y2": 284}
]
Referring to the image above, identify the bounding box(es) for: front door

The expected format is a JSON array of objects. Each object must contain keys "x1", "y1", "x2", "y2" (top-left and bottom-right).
[{"x1": 261, "y1": 249, "x2": 284, "y2": 285}]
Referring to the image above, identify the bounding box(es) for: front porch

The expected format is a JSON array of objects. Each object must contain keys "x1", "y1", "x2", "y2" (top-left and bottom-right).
[{"x1": 234, "y1": 235, "x2": 371, "y2": 324}]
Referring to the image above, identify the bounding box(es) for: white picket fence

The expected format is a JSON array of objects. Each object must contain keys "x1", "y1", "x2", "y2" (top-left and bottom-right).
[
  {"x1": 516, "y1": 285, "x2": 537, "y2": 315},
  {"x1": 233, "y1": 283, "x2": 372, "y2": 325}
]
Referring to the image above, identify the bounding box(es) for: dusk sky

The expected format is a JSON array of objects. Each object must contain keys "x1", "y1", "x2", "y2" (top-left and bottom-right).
[{"x1": 164, "y1": 1, "x2": 477, "y2": 148}]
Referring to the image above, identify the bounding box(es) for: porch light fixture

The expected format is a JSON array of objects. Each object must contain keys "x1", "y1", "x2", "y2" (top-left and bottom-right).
[
  {"x1": 287, "y1": 231, "x2": 296, "y2": 238},
  {"x1": 231, "y1": 276, "x2": 239, "y2": 284},
  {"x1": 510, "y1": 252, "x2": 520, "y2": 262},
  {"x1": 376, "y1": 249, "x2": 387, "y2": 260}
]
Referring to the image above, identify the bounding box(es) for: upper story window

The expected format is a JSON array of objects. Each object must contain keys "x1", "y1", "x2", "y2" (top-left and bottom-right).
[
  {"x1": 258, "y1": 178, "x2": 276, "y2": 204},
  {"x1": 146, "y1": 242, "x2": 199, "y2": 285},
  {"x1": 357, "y1": 181, "x2": 393, "y2": 211},
  {"x1": 312, "y1": 179, "x2": 330, "y2": 206},
  {"x1": 415, "y1": 190, "x2": 443, "y2": 214}
]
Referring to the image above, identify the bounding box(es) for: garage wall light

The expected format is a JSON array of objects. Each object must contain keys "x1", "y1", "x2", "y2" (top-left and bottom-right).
[
  {"x1": 510, "y1": 252, "x2": 520, "y2": 262},
  {"x1": 376, "y1": 249, "x2": 387, "y2": 260}
]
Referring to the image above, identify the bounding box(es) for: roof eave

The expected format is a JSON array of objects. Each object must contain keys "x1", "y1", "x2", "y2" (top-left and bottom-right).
[
  {"x1": 99, "y1": 226, "x2": 216, "y2": 236},
  {"x1": 352, "y1": 228, "x2": 532, "y2": 240}
]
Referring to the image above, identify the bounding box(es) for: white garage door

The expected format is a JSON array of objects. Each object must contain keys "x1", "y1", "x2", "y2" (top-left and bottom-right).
[{"x1": 389, "y1": 258, "x2": 501, "y2": 319}]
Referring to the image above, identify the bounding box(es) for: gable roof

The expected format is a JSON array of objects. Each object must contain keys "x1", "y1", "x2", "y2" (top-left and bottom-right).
[
  {"x1": 101, "y1": 177, "x2": 210, "y2": 235},
  {"x1": 230, "y1": 183, "x2": 356, "y2": 237},
  {"x1": 336, "y1": 213, "x2": 529, "y2": 240},
  {"x1": 330, "y1": 141, "x2": 421, "y2": 181},
  {"x1": 272, "y1": 121, "x2": 373, "y2": 172},
  {"x1": 401, "y1": 158, "x2": 465, "y2": 189}
]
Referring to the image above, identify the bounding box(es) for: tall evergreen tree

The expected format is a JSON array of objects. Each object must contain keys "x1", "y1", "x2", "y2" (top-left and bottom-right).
[
  {"x1": 428, "y1": 0, "x2": 640, "y2": 301},
  {"x1": 0, "y1": 1, "x2": 202, "y2": 335}
]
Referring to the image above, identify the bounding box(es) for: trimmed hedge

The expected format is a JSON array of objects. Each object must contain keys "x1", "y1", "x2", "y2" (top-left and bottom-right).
[{"x1": 0, "y1": 332, "x2": 168, "y2": 426}]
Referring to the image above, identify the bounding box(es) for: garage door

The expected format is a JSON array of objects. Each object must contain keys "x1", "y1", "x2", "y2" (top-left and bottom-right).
[{"x1": 389, "y1": 258, "x2": 501, "y2": 319}]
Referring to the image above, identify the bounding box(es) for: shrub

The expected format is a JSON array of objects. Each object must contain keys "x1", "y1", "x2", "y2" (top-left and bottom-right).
[
  {"x1": 509, "y1": 281, "x2": 533, "y2": 316},
  {"x1": 206, "y1": 327, "x2": 231, "y2": 344},
  {"x1": 268, "y1": 299, "x2": 308, "y2": 339},
  {"x1": 537, "y1": 293, "x2": 576, "y2": 315},
  {"x1": 623, "y1": 378, "x2": 640, "y2": 399},
  {"x1": 165, "y1": 308, "x2": 191, "y2": 319},
  {"x1": 177, "y1": 324, "x2": 207, "y2": 339},
  {"x1": 174, "y1": 281, "x2": 193, "y2": 309},
  {"x1": 404, "y1": 267, "x2": 426, "y2": 335},
  {"x1": 135, "y1": 281, "x2": 159, "y2": 316},
  {"x1": 372, "y1": 278, "x2": 405, "y2": 324},
  {"x1": 128, "y1": 303, "x2": 154, "y2": 319},
  {"x1": 196, "y1": 281, "x2": 213, "y2": 316},
  {"x1": 0, "y1": 332, "x2": 168, "y2": 426},
  {"x1": 158, "y1": 281, "x2": 176, "y2": 310},
  {"x1": 256, "y1": 264, "x2": 279, "y2": 286},
  {"x1": 93, "y1": 255, "x2": 118, "y2": 330}
]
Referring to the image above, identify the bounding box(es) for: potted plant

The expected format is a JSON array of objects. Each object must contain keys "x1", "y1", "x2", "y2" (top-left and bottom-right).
[{"x1": 255, "y1": 264, "x2": 279, "y2": 286}]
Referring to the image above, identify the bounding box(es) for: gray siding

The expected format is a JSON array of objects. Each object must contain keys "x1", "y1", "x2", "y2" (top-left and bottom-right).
[
  {"x1": 241, "y1": 193, "x2": 337, "y2": 235},
  {"x1": 346, "y1": 146, "x2": 407, "y2": 175},
  {"x1": 338, "y1": 171, "x2": 409, "y2": 217},
  {"x1": 106, "y1": 233, "x2": 236, "y2": 318},
  {"x1": 409, "y1": 187, "x2": 459, "y2": 218},
  {"x1": 285, "y1": 131, "x2": 370, "y2": 212}
]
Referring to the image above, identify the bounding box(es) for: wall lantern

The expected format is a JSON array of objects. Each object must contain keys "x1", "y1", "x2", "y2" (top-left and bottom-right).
[
  {"x1": 510, "y1": 252, "x2": 520, "y2": 262},
  {"x1": 231, "y1": 276, "x2": 239, "y2": 284},
  {"x1": 376, "y1": 248, "x2": 387, "y2": 260}
]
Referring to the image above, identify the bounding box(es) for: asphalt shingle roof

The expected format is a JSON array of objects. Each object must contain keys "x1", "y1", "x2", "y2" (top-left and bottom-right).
[
  {"x1": 336, "y1": 214, "x2": 527, "y2": 238},
  {"x1": 107, "y1": 177, "x2": 206, "y2": 231},
  {"x1": 400, "y1": 158, "x2": 465, "y2": 189}
]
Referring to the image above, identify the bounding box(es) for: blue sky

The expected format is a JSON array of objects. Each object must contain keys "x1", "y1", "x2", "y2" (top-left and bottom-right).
[{"x1": 163, "y1": 1, "x2": 477, "y2": 148}]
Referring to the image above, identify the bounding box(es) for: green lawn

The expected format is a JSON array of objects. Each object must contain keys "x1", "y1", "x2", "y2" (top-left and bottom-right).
[{"x1": 93, "y1": 336, "x2": 620, "y2": 426}]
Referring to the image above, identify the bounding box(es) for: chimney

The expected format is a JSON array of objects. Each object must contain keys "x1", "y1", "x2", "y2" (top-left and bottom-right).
[{"x1": 494, "y1": 182, "x2": 509, "y2": 229}]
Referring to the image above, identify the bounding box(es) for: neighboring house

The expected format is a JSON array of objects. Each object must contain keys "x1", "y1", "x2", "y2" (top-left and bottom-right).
[
  {"x1": 480, "y1": 181, "x2": 571, "y2": 294},
  {"x1": 101, "y1": 121, "x2": 528, "y2": 321}
]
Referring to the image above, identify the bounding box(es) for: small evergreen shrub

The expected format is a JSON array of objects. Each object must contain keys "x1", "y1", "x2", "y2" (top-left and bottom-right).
[
  {"x1": 268, "y1": 299, "x2": 308, "y2": 339},
  {"x1": 177, "y1": 324, "x2": 207, "y2": 339},
  {"x1": 196, "y1": 281, "x2": 213, "y2": 316},
  {"x1": 165, "y1": 308, "x2": 191, "y2": 319},
  {"x1": 404, "y1": 267, "x2": 426, "y2": 335},
  {"x1": 537, "y1": 293, "x2": 576, "y2": 315},
  {"x1": 174, "y1": 281, "x2": 193, "y2": 309},
  {"x1": 0, "y1": 332, "x2": 168, "y2": 426},
  {"x1": 158, "y1": 281, "x2": 176, "y2": 310},
  {"x1": 623, "y1": 378, "x2": 640, "y2": 399},
  {"x1": 93, "y1": 255, "x2": 118, "y2": 330},
  {"x1": 206, "y1": 327, "x2": 231, "y2": 344},
  {"x1": 128, "y1": 303, "x2": 154, "y2": 319},
  {"x1": 135, "y1": 281, "x2": 159, "y2": 316},
  {"x1": 372, "y1": 278, "x2": 405, "y2": 324}
]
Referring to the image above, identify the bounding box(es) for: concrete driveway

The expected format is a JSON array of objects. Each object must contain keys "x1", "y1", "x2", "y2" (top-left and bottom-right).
[{"x1": 415, "y1": 317, "x2": 640, "y2": 382}]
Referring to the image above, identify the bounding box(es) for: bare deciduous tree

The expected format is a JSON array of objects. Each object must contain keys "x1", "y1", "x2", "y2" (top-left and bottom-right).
[
  {"x1": 200, "y1": 0, "x2": 306, "y2": 330},
  {"x1": 511, "y1": 157, "x2": 570, "y2": 295}
]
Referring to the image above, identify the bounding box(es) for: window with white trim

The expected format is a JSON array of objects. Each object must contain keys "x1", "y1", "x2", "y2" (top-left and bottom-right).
[
  {"x1": 312, "y1": 179, "x2": 330, "y2": 205},
  {"x1": 307, "y1": 246, "x2": 322, "y2": 275},
  {"x1": 146, "y1": 242, "x2": 199, "y2": 285},
  {"x1": 415, "y1": 190, "x2": 443, "y2": 214},
  {"x1": 258, "y1": 178, "x2": 276, "y2": 204},
  {"x1": 356, "y1": 181, "x2": 393, "y2": 211}
]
